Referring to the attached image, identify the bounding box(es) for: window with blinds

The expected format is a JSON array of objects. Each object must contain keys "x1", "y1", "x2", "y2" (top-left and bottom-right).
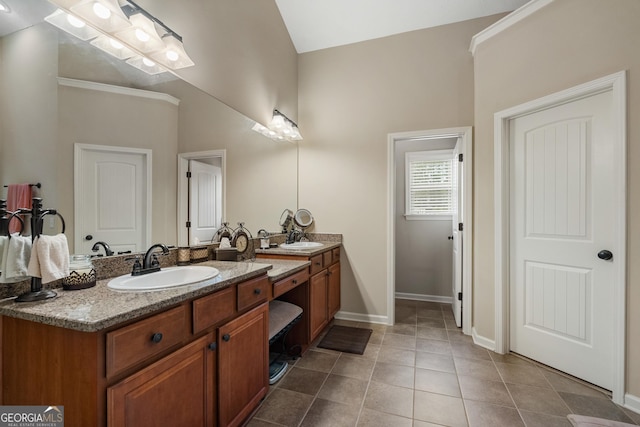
[{"x1": 405, "y1": 150, "x2": 454, "y2": 219}]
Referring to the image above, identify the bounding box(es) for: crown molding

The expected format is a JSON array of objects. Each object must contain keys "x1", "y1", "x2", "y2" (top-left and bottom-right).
[
  {"x1": 57, "y1": 77, "x2": 180, "y2": 106},
  {"x1": 469, "y1": 0, "x2": 554, "y2": 56}
]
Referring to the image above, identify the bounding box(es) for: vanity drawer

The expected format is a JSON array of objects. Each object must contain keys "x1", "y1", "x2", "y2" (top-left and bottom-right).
[
  {"x1": 237, "y1": 275, "x2": 269, "y2": 311},
  {"x1": 106, "y1": 305, "x2": 189, "y2": 378},
  {"x1": 193, "y1": 286, "x2": 236, "y2": 334},
  {"x1": 323, "y1": 251, "x2": 332, "y2": 268},
  {"x1": 273, "y1": 269, "x2": 309, "y2": 298},
  {"x1": 332, "y1": 248, "x2": 340, "y2": 264},
  {"x1": 309, "y1": 254, "x2": 324, "y2": 275}
]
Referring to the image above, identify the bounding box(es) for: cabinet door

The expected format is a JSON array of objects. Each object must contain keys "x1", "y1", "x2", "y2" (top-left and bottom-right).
[
  {"x1": 328, "y1": 262, "x2": 341, "y2": 319},
  {"x1": 309, "y1": 271, "x2": 329, "y2": 342},
  {"x1": 218, "y1": 303, "x2": 269, "y2": 427},
  {"x1": 107, "y1": 333, "x2": 216, "y2": 427}
]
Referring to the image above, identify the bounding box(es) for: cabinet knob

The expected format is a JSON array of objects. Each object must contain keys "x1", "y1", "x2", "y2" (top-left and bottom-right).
[
  {"x1": 150, "y1": 332, "x2": 163, "y2": 343},
  {"x1": 208, "y1": 342, "x2": 217, "y2": 351},
  {"x1": 222, "y1": 334, "x2": 231, "y2": 342},
  {"x1": 254, "y1": 288, "x2": 262, "y2": 295}
]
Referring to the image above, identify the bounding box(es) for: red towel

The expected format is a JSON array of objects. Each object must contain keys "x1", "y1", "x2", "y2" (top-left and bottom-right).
[{"x1": 7, "y1": 184, "x2": 32, "y2": 234}]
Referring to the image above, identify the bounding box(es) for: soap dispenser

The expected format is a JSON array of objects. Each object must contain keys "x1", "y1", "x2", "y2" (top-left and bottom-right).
[{"x1": 257, "y1": 229, "x2": 270, "y2": 249}]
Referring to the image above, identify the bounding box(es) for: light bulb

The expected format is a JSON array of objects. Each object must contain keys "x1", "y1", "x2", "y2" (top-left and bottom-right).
[
  {"x1": 67, "y1": 14, "x2": 86, "y2": 28},
  {"x1": 166, "y1": 50, "x2": 179, "y2": 61},
  {"x1": 0, "y1": 4, "x2": 7, "y2": 12},
  {"x1": 142, "y1": 58, "x2": 155, "y2": 67},
  {"x1": 92, "y1": 2, "x2": 111, "y2": 19},
  {"x1": 109, "y1": 38, "x2": 123, "y2": 49},
  {"x1": 135, "y1": 28, "x2": 150, "y2": 42}
]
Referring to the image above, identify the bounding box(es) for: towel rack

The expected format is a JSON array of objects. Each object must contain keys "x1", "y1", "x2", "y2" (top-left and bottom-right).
[
  {"x1": 13, "y1": 197, "x2": 66, "y2": 303},
  {"x1": 2, "y1": 182, "x2": 41, "y2": 188}
]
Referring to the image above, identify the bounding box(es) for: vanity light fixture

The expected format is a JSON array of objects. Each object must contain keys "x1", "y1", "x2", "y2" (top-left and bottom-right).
[
  {"x1": 252, "y1": 109, "x2": 303, "y2": 142},
  {"x1": 0, "y1": 1, "x2": 11, "y2": 13},
  {"x1": 45, "y1": 0, "x2": 195, "y2": 74}
]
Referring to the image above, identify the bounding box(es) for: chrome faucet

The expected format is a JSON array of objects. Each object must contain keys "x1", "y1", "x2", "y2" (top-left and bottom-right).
[{"x1": 91, "y1": 241, "x2": 114, "y2": 256}]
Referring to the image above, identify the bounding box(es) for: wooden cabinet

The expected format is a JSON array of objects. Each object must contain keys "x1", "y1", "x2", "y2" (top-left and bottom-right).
[
  {"x1": 218, "y1": 303, "x2": 269, "y2": 427},
  {"x1": 107, "y1": 333, "x2": 216, "y2": 427},
  {"x1": 257, "y1": 245, "x2": 341, "y2": 344},
  {"x1": 1, "y1": 273, "x2": 270, "y2": 427},
  {"x1": 328, "y1": 262, "x2": 341, "y2": 319},
  {"x1": 309, "y1": 270, "x2": 329, "y2": 340}
]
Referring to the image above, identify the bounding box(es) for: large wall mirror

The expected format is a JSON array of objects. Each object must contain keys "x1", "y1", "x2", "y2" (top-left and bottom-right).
[{"x1": 0, "y1": 0, "x2": 298, "y2": 254}]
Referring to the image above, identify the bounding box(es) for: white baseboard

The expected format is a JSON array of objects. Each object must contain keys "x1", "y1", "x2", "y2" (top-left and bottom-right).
[
  {"x1": 395, "y1": 292, "x2": 453, "y2": 304},
  {"x1": 334, "y1": 310, "x2": 389, "y2": 326},
  {"x1": 472, "y1": 327, "x2": 496, "y2": 352},
  {"x1": 624, "y1": 393, "x2": 640, "y2": 415}
]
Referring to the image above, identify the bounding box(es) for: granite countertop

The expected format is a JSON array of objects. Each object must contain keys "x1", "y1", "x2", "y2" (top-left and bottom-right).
[
  {"x1": 255, "y1": 241, "x2": 341, "y2": 258},
  {"x1": 0, "y1": 259, "x2": 300, "y2": 333}
]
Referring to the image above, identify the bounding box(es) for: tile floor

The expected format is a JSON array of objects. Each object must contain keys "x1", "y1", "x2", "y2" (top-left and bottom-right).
[{"x1": 247, "y1": 299, "x2": 640, "y2": 426}]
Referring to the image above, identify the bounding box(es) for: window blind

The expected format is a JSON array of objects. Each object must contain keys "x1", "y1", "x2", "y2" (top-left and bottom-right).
[{"x1": 406, "y1": 152, "x2": 453, "y2": 216}]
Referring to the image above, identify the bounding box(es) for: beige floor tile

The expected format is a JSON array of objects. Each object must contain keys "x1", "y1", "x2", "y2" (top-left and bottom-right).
[
  {"x1": 417, "y1": 317, "x2": 446, "y2": 329},
  {"x1": 449, "y1": 341, "x2": 491, "y2": 361},
  {"x1": 506, "y1": 383, "x2": 571, "y2": 416},
  {"x1": 317, "y1": 374, "x2": 368, "y2": 407},
  {"x1": 464, "y1": 400, "x2": 524, "y2": 427},
  {"x1": 363, "y1": 381, "x2": 414, "y2": 418},
  {"x1": 458, "y1": 375, "x2": 514, "y2": 407},
  {"x1": 454, "y1": 357, "x2": 502, "y2": 382},
  {"x1": 414, "y1": 368, "x2": 461, "y2": 397},
  {"x1": 558, "y1": 392, "x2": 636, "y2": 423},
  {"x1": 294, "y1": 349, "x2": 340, "y2": 373},
  {"x1": 376, "y1": 346, "x2": 416, "y2": 366},
  {"x1": 417, "y1": 326, "x2": 449, "y2": 341},
  {"x1": 416, "y1": 308, "x2": 443, "y2": 319},
  {"x1": 253, "y1": 388, "x2": 314, "y2": 426},
  {"x1": 416, "y1": 337, "x2": 452, "y2": 355},
  {"x1": 519, "y1": 410, "x2": 573, "y2": 427},
  {"x1": 332, "y1": 354, "x2": 375, "y2": 381},
  {"x1": 541, "y1": 368, "x2": 611, "y2": 399},
  {"x1": 382, "y1": 333, "x2": 417, "y2": 349},
  {"x1": 415, "y1": 351, "x2": 456, "y2": 373},
  {"x1": 371, "y1": 361, "x2": 415, "y2": 389},
  {"x1": 413, "y1": 390, "x2": 467, "y2": 426},
  {"x1": 368, "y1": 330, "x2": 385, "y2": 346},
  {"x1": 414, "y1": 301, "x2": 441, "y2": 310},
  {"x1": 356, "y1": 409, "x2": 413, "y2": 427},
  {"x1": 278, "y1": 367, "x2": 328, "y2": 396},
  {"x1": 388, "y1": 323, "x2": 417, "y2": 336},
  {"x1": 300, "y1": 398, "x2": 360, "y2": 427},
  {"x1": 495, "y1": 362, "x2": 551, "y2": 388},
  {"x1": 489, "y1": 351, "x2": 534, "y2": 366}
]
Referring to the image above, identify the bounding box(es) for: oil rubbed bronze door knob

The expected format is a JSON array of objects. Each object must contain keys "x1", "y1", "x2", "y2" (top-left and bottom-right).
[{"x1": 597, "y1": 250, "x2": 613, "y2": 260}]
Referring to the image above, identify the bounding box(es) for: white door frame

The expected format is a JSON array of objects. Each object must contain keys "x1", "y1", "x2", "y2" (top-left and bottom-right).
[
  {"x1": 387, "y1": 127, "x2": 473, "y2": 333},
  {"x1": 494, "y1": 71, "x2": 626, "y2": 403},
  {"x1": 177, "y1": 149, "x2": 226, "y2": 246},
  {"x1": 74, "y1": 143, "x2": 152, "y2": 252}
]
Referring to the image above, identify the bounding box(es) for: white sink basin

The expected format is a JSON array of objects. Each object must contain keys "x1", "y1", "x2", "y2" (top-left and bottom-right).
[
  {"x1": 279, "y1": 242, "x2": 324, "y2": 250},
  {"x1": 108, "y1": 266, "x2": 220, "y2": 291}
]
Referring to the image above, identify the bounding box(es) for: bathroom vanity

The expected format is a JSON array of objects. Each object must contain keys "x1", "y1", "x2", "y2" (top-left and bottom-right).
[{"x1": 0, "y1": 253, "x2": 341, "y2": 427}]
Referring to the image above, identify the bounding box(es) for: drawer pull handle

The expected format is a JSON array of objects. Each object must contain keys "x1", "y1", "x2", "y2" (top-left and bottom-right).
[
  {"x1": 292, "y1": 279, "x2": 297, "y2": 285},
  {"x1": 315, "y1": 262, "x2": 321, "y2": 266},
  {"x1": 151, "y1": 333, "x2": 163, "y2": 343},
  {"x1": 222, "y1": 334, "x2": 231, "y2": 342},
  {"x1": 254, "y1": 288, "x2": 262, "y2": 295},
  {"x1": 208, "y1": 342, "x2": 217, "y2": 351}
]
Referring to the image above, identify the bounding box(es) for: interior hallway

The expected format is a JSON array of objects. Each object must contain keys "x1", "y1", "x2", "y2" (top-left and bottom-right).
[{"x1": 248, "y1": 299, "x2": 639, "y2": 426}]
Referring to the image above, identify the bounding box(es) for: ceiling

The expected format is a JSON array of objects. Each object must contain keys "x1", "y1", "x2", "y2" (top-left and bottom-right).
[{"x1": 274, "y1": 0, "x2": 530, "y2": 53}]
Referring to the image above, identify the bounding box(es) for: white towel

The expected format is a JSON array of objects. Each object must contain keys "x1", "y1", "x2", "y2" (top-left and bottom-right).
[
  {"x1": 27, "y1": 234, "x2": 70, "y2": 284},
  {"x1": 0, "y1": 236, "x2": 7, "y2": 273},
  {"x1": 0, "y1": 234, "x2": 32, "y2": 283}
]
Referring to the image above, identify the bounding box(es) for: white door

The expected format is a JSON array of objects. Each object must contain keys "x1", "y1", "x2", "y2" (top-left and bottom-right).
[
  {"x1": 509, "y1": 90, "x2": 617, "y2": 389},
  {"x1": 451, "y1": 138, "x2": 463, "y2": 327},
  {"x1": 188, "y1": 160, "x2": 222, "y2": 244},
  {"x1": 75, "y1": 145, "x2": 151, "y2": 255}
]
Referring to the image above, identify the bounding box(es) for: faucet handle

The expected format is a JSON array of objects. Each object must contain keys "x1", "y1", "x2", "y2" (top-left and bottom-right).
[
  {"x1": 150, "y1": 254, "x2": 160, "y2": 268},
  {"x1": 125, "y1": 256, "x2": 142, "y2": 275}
]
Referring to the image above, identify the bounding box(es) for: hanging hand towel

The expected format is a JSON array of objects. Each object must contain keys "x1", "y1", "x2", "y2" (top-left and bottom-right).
[
  {"x1": 27, "y1": 234, "x2": 70, "y2": 284},
  {"x1": 6, "y1": 184, "x2": 32, "y2": 234},
  {"x1": 0, "y1": 234, "x2": 32, "y2": 283},
  {"x1": 0, "y1": 236, "x2": 7, "y2": 273}
]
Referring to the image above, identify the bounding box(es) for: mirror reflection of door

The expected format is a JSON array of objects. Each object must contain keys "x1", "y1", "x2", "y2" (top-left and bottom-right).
[
  {"x1": 188, "y1": 159, "x2": 222, "y2": 244},
  {"x1": 451, "y1": 138, "x2": 463, "y2": 328},
  {"x1": 74, "y1": 144, "x2": 152, "y2": 255}
]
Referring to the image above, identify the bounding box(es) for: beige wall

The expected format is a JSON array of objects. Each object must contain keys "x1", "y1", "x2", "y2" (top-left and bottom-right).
[
  {"x1": 136, "y1": 0, "x2": 299, "y2": 126},
  {"x1": 472, "y1": 0, "x2": 640, "y2": 395},
  {"x1": 57, "y1": 85, "x2": 178, "y2": 248},
  {"x1": 297, "y1": 15, "x2": 502, "y2": 319}
]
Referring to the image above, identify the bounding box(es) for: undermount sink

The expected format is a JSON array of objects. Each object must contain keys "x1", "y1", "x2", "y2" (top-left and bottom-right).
[
  {"x1": 107, "y1": 266, "x2": 220, "y2": 291},
  {"x1": 279, "y1": 242, "x2": 324, "y2": 250}
]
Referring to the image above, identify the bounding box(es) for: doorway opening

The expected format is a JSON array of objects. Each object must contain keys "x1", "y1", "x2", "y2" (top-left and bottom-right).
[
  {"x1": 177, "y1": 150, "x2": 226, "y2": 246},
  {"x1": 387, "y1": 127, "x2": 472, "y2": 334}
]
